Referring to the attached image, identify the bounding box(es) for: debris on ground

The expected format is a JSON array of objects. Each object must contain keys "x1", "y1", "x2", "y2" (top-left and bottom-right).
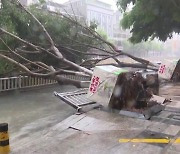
[
  {"x1": 150, "y1": 95, "x2": 171, "y2": 104},
  {"x1": 87, "y1": 65, "x2": 128, "y2": 107},
  {"x1": 56, "y1": 62, "x2": 180, "y2": 119},
  {"x1": 87, "y1": 65, "x2": 161, "y2": 111},
  {"x1": 158, "y1": 59, "x2": 180, "y2": 81}
]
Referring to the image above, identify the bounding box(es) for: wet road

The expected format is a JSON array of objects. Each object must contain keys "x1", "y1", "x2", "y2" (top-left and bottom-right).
[{"x1": 0, "y1": 85, "x2": 77, "y2": 137}]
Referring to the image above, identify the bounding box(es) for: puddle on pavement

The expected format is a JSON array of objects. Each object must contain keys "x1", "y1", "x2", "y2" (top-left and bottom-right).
[{"x1": 0, "y1": 85, "x2": 77, "y2": 137}]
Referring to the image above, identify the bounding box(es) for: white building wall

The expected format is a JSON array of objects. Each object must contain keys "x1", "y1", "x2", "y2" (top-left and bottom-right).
[
  {"x1": 64, "y1": 0, "x2": 87, "y2": 20},
  {"x1": 64, "y1": 0, "x2": 114, "y2": 37},
  {"x1": 20, "y1": 0, "x2": 37, "y2": 6},
  {"x1": 87, "y1": 4, "x2": 113, "y2": 37}
]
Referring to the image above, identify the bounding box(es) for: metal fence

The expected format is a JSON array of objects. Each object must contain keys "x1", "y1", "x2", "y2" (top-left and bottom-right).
[
  {"x1": 61, "y1": 74, "x2": 91, "y2": 81},
  {"x1": 0, "y1": 75, "x2": 91, "y2": 92},
  {"x1": 0, "y1": 76, "x2": 57, "y2": 92}
]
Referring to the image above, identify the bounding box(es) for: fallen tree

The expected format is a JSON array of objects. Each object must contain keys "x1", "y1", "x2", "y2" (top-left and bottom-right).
[{"x1": 0, "y1": 0, "x2": 158, "y2": 87}]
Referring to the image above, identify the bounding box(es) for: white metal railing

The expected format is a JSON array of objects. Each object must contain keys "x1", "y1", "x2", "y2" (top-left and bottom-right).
[
  {"x1": 61, "y1": 74, "x2": 91, "y2": 81},
  {"x1": 0, "y1": 75, "x2": 91, "y2": 92},
  {"x1": 0, "y1": 76, "x2": 57, "y2": 92}
]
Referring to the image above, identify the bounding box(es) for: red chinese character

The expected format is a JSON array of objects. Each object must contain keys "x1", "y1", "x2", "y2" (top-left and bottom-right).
[
  {"x1": 92, "y1": 77, "x2": 96, "y2": 83},
  {"x1": 159, "y1": 65, "x2": 166, "y2": 74},
  {"x1": 90, "y1": 76, "x2": 100, "y2": 93},
  {"x1": 96, "y1": 76, "x2": 99, "y2": 81},
  {"x1": 90, "y1": 87, "x2": 93, "y2": 92}
]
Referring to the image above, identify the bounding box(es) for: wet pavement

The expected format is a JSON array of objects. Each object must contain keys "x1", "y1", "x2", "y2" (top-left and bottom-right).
[
  {"x1": 160, "y1": 83, "x2": 180, "y2": 101},
  {"x1": 10, "y1": 108, "x2": 180, "y2": 154},
  {"x1": 0, "y1": 85, "x2": 77, "y2": 136},
  {"x1": 0, "y1": 84, "x2": 180, "y2": 154}
]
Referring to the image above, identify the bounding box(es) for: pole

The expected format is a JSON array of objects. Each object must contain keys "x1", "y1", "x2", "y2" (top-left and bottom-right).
[{"x1": 0, "y1": 123, "x2": 10, "y2": 154}]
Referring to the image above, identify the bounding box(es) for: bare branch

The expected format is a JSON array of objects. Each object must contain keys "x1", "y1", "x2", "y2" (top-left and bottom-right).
[
  {"x1": 55, "y1": 75, "x2": 90, "y2": 88},
  {"x1": 0, "y1": 53, "x2": 47, "y2": 76},
  {"x1": 56, "y1": 11, "x2": 157, "y2": 67},
  {"x1": 16, "y1": 0, "x2": 63, "y2": 59},
  {"x1": 0, "y1": 50, "x2": 10, "y2": 53},
  {"x1": 0, "y1": 37, "x2": 50, "y2": 72},
  {"x1": 0, "y1": 28, "x2": 62, "y2": 59},
  {"x1": 15, "y1": 47, "x2": 41, "y2": 54},
  {"x1": 59, "y1": 45, "x2": 109, "y2": 56},
  {"x1": 97, "y1": 63, "x2": 158, "y2": 71},
  {"x1": 0, "y1": 53, "x2": 91, "y2": 78},
  {"x1": 64, "y1": 36, "x2": 115, "y2": 54},
  {"x1": 0, "y1": 27, "x2": 93, "y2": 75}
]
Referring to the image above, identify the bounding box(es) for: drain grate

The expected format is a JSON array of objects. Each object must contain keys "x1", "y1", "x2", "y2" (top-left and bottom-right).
[{"x1": 54, "y1": 88, "x2": 99, "y2": 112}]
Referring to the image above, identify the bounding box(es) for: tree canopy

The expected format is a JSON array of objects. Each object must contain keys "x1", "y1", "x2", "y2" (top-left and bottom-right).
[
  {"x1": 0, "y1": 0, "x2": 158, "y2": 86},
  {"x1": 0, "y1": 0, "x2": 100, "y2": 75},
  {"x1": 117, "y1": 0, "x2": 180, "y2": 43}
]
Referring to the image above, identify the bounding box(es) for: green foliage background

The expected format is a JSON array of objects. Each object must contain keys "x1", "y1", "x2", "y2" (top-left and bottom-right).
[{"x1": 117, "y1": 0, "x2": 180, "y2": 43}]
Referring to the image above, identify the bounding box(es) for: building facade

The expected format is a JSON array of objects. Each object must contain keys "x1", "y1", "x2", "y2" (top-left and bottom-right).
[
  {"x1": 20, "y1": 0, "x2": 38, "y2": 6},
  {"x1": 112, "y1": 11, "x2": 130, "y2": 49},
  {"x1": 64, "y1": 0, "x2": 130, "y2": 48},
  {"x1": 20, "y1": 0, "x2": 65, "y2": 12},
  {"x1": 42, "y1": 1, "x2": 66, "y2": 13},
  {"x1": 64, "y1": 0, "x2": 114, "y2": 37},
  {"x1": 19, "y1": 0, "x2": 130, "y2": 49}
]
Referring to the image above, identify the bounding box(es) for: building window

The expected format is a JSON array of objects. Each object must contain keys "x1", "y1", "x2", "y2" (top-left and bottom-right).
[
  {"x1": 87, "y1": 11, "x2": 91, "y2": 25},
  {"x1": 97, "y1": 12, "x2": 101, "y2": 25}
]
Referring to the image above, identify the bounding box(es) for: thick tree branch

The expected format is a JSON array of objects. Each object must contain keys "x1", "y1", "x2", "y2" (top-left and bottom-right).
[
  {"x1": 0, "y1": 27, "x2": 93, "y2": 75},
  {"x1": 0, "y1": 53, "x2": 91, "y2": 78},
  {"x1": 0, "y1": 38, "x2": 50, "y2": 72},
  {"x1": 59, "y1": 45, "x2": 109, "y2": 56},
  {"x1": 16, "y1": 0, "x2": 63, "y2": 59},
  {"x1": 15, "y1": 47, "x2": 41, "y2": 54},
  {"x1": 55, "y1": 75, "x2": 90, "y2": 88},
  {"x1": 57, "y1": 11, "x2": 158, "y2": 67},
  {"x1": 0, "y1": 26, "x2": 59, "y2": 60},
  {"x1": 0, "y1": 53, "x2": 49, "y2": 76}
]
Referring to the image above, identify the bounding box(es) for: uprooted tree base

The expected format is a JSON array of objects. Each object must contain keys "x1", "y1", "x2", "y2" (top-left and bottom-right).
[{"x1": 109, "y1": 72, "x2": 159, "y2": 110}]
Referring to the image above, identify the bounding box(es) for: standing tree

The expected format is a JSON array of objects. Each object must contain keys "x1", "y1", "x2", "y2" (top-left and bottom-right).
[{"x1": 117, "y1": 0, "x2": 180, "y2": 43}]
